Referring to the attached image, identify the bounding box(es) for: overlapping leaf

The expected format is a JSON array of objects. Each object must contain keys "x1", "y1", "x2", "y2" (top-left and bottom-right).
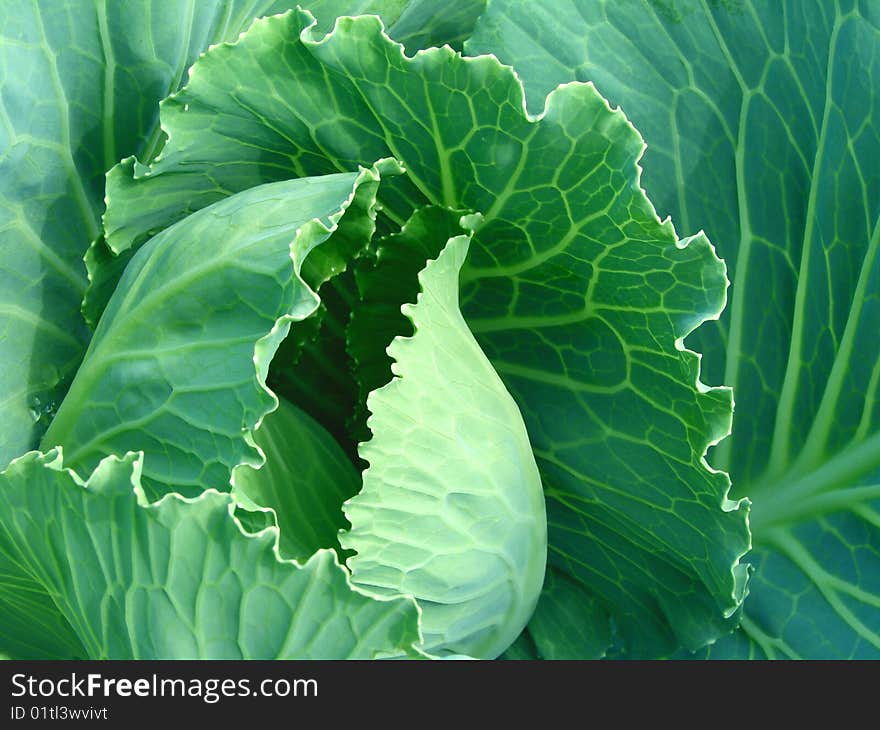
[
  {"x1": 232, "y1": 395, "x2": 361, "y2": 561},
  {"x1": 347, "y1": 205, "x2": 471, "y2": 440},
  {"x1": 0, "y1": 0, "x2": 306, "y2": 468},
  {"x1": 42, "y1": 162, "x2": 393, "y2": 500},
  {"x1": 100, "y1": 9, "x2": 748, "y2": 655},
  {"x1": 500, "y1": 567, "x2": 613, "y2": 660},
  {"x1": 0, "y1": 449, "x2": 420, "y2": 659},
  {"x1": 469, "y1": 0, "x2": 880, "y2": 657},
  {"x1": 386, "y1": 0, "x2": 487, "y2": 54}
]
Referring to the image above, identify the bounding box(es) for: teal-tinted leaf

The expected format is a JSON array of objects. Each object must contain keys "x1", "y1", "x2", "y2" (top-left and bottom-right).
[
  {"x1": 99, "y1": 9, "x2": 748, "y2": 656},
  {"x1": 42, "y1": 162, "x2": 394, "y2": 500},
  {"x1": 232, "y1": 395, "x2": 360, "y2": 561},
  {"x1": 469, "y1": 0, "x2": 880, "y2": 657},
  {"x1": 0, "y1": 0, "x2": 300, "y2": 467},
  {"x1": 341, "y1": 235, "x2": 547, "y2": 659},
  {"x1": 0, "y1": 449, "x2": 420, "y2": 659}
]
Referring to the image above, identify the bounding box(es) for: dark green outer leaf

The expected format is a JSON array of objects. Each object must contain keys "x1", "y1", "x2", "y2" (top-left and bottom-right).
[
  {"x1": 0, "y1": 0, "x2": 300, "y2": 468},
  {"x1": 525, "y1": 568, "x2": 612, "y2": 659},
  {"x1": 469, "y1": 0, "x2": 880, "y2": 657}
]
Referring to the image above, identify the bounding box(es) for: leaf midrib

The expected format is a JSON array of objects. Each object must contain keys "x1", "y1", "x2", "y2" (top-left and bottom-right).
[
  {"x1": 748, "y1": 429, "x2": 880, "y2": 533},
  {"x1": 766, "y1": 7, "x2": 847, "y2": 477}
]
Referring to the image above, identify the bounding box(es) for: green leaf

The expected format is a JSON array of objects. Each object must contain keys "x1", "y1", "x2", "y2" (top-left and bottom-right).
[
  {"x1": 341, "y1": 235, "x2": 547, "y2": 659},
  {"x1": 232, "y1": 395, "x2": 360, "y2": 562},
  {"x1": 525, "y1": 568, "x2": 612, "y2": 660},
  {"x1": 502, "y1": 566, "x2": 614, "y2": 660},
  {"x1": 296, "y1": 0, "x2": 484, "y2": 51},
  {"x1": 386, "y1": 0, "x2": 487, "y2": 54},
  {"x1": 82, "y1": 238, "x2": 134, "y2": 329},
  {"x1": 301, "y1": 0, "x2": 409, "y2": 35},
  {"x1": 500, "y1": 633, "x2": 538, "y2": 660},
  {"x1": 469, "y1": 0, "x2": 880, "y2": 658},
  {"x1": 42, "y1": 161, "x2": 396, "y2": 500},
  {"x1": 266, "y1": 269, "x2": 363, "y2": 460},
  {"x1": 0, "y1": 449, "x2": 420, "y2": 659},
  {"x1": 0, "y1": 0, "x2": 300, "y2": 468},
  {"x1": 270, "y1": 206, "x2": 471, "y2": 454},
  {"x1": 99, "y1": 9, "x2": 748, "y2": 656},
  {"x1": 348, "y1": 205, "x2": 471, "y2": 441},
  {"x1": 78, "y1": 0, "x2": 414, "y2": 330}
]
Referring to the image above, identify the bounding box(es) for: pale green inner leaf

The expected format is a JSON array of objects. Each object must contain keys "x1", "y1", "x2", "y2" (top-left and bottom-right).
[
  {"x1": 0, "y1": 449, "x2": 420, "y2": 659},
  {"x1": 341, "y1": 234, "x2": 547, "y2": 659}
]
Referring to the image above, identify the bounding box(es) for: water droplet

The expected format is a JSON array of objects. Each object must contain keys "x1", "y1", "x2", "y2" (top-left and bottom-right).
[{"x1": 27, "y1": 396, "x2": 43, "y2": 422}]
